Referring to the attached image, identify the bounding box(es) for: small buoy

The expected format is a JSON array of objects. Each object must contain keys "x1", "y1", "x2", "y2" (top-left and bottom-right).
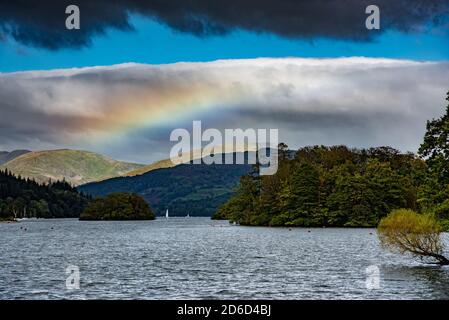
[
  {"x1": 369, "y1": 232, "x2": 373, "y2": 235},
  {"x1": 308, "y1": 230, "x2": 311, "y2": 233},
  {"x1": 289, "y1": 228, "x2": 292, "y2": 231}
]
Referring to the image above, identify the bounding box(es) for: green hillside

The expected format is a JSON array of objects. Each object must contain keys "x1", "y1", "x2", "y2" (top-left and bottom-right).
[
  {"x1": 0, "y1": 149, "x2": 145, "y2": 186},
  {"x1": 124, "y1": 149, "x2": 206, "y2": 176},
  {"x1": 125, "y1": 158, "x2": 175, "y2": 176}
]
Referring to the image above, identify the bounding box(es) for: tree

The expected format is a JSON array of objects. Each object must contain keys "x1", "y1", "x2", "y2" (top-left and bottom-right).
[
  {"x1": 287, "y1": 162, "x2": 320, "y2": 226},
  {"x1": 0, "y1": 169, "x2": 89, "y2": 219},
  {"x1": 232, "y1": 167, "x2": 261, "y2": 225},
  {"x1": 418, "y1": 91, "x2": 449, "y2": 185},
  {"x1": 378, "y1": 209, "x2": 449, "y2": 265},
  {"x1": 215, "y1": 145, "x2": 424, "y2": 227},
  {"x1": 80, "y1": 193, "x2": 155, "y2": 220}
]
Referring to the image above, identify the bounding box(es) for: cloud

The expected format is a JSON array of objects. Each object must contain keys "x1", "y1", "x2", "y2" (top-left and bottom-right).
[
  {"x1": 0, "y1": 0, "x2": 447, "y2": 49},
  {"x1": 0, "y1": 57, "x2": 448, "y2": 162}
]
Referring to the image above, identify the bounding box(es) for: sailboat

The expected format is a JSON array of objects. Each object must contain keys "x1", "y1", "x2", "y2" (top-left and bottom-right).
[
  {"x1": 186, "y1": 213, "x2": 190, "y2": 218},
  {"x1": 165, "y1": 209, "x2": 169, "y2": 219}
]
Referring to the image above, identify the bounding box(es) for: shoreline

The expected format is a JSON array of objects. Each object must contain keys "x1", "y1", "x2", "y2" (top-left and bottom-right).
[{"x1": 0, "y1": 219, "x2": 17, "y2": 223}]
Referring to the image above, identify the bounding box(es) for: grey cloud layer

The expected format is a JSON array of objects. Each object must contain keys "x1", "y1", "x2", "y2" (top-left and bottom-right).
[
  {"x1": 0, "y1": 0, "x2": 448, "y2": 49},
  {"x1": 0, "y1": 58, "x2": 448, "y2": 162}
]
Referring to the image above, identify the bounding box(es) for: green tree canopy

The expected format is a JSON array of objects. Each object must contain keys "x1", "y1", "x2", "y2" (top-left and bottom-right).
[
  {"x1": 214, "y1": 145, "x2": 427, "y2": 227},
  {"x1": 418, "y1": 91, "x2": 449, "y2": 185},
  {"x1": 80, "y1": 192, "x2": 155, "y2": 221},
  {"x1": 0, "y1": 169, "x2": 89, "y2": 220},
  {"x1": 378, "y1": 209, "x2": 449, "y2": 265}
]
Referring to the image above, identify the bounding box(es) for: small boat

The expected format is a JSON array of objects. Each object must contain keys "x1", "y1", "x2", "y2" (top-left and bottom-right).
[
  {"x1": 186, "y1": 213, "x2": 190, "y2": 218},
  {"x1": 165, "y1": 209, "x2": 169, "y2": 219}
]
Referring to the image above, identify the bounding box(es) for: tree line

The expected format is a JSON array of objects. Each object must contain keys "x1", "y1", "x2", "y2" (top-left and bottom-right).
[
  {"x1": 0, "y1": 169, "x2": 90, "y2": 220},
  {"x1": 80, "y1": 193, "x2": 155, "y2": 220},
  {"x1": 213, "y1": 92, "x2": 449, "y2": 229}
]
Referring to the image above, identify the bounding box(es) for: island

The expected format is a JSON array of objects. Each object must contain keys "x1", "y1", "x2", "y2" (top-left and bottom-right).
[
  {"x1": 213, "y1": 92, "x2": 449, "y2": 229},
  {"x1": 79, "y1": 192, "x2": 155, "y2": 221}
]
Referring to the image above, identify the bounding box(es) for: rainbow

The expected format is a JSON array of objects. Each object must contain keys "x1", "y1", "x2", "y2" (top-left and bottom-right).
[{"x1": 76, "y1": 79, "x2": 247, "y2": 143}]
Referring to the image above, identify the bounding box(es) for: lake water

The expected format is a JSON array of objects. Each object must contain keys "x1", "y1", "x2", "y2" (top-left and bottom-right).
[{"x1": 1, "y1": 218, "x2": 448, "y2": 300}]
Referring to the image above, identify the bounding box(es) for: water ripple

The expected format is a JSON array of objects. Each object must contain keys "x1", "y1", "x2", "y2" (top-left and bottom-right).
[{"x1": 0, "y1": 218, "x2": 448, "y2": 299}]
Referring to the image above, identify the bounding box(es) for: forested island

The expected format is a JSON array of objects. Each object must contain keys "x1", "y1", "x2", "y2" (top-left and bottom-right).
[
  {"x1": 213, "y1": 92, "x2": 449, "y2": 229},
  {"x1": 0, "y1": 169, "x2": 89, "y2": 220},
  {"x1": 80, "y1": 193, "x2": 155, "y2": 220}
]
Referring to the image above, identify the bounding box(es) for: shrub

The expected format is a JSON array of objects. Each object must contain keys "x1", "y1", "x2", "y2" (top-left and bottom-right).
[{"x1": 378, "y1": 209, "x2": 448, "y2": 265}]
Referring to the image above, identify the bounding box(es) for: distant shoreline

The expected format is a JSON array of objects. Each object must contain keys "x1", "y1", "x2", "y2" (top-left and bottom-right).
[{"x1": 0, "y1": 219, "x2": 16, "y2": 223}]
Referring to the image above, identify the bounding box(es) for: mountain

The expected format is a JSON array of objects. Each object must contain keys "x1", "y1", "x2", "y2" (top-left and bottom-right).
[
  {"x1": 79, "y1": 160, "x2": 252, "y2": 217},
  {"x1": 0, "y1": 149, "x2": 145, "y2": 186},
  {"x1": 0, "y1": 150, "x2": 31, "y2": 165},
  {"x1": 124, "y1": 149, "x2": 208, "y2": 176},
  {"x1": 125, "y1": 158, "x2": 175, "y2": 176},
  {"x1": 124, "y1": 147, "x2": 267, "y2": 177}
]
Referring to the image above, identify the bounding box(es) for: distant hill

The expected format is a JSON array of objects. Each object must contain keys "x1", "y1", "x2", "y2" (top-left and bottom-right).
[
  {"x1": 124, "y1": 147, "x2": 274, "y2": 177},
  {"x1": 125, "y1": 158, "x2": 175, "y2": 176},
  {"x1": 79, "y1": 160, "x2": 252, "y2": 217},
  {"x1": 124, "y1": 149, "x2": 208, "y2": 176},
  {"x1": 0, "y1": 150, "x2": 31, "y2": 165},
  {"x1": 0, "y1": 149, "x2": 145, "y2": 186}
]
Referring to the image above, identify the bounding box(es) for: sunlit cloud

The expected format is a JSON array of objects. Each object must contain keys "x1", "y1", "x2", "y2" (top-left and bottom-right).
[{"x1": 0, "y1": 57, "x2": 448, "y2": 163}]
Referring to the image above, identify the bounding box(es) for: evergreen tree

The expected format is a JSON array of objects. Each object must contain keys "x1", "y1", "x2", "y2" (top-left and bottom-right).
[
  {"x1": 215, "y1": 144, "x2": 429, "y2": 227},
  {"x1": 287, "y1": 162, "x2": 320, "y2": 226},
  {"x1": 418, "y1": 91, "x2": 449, "y2": 185},
  {"x1": 0, "y1": 169, "x2": 89, "y2": 220}
]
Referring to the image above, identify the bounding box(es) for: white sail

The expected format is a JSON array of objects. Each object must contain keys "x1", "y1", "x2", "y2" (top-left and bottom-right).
[{"x1": 165, "y1": 209, "x2": 169, "y2": 219}]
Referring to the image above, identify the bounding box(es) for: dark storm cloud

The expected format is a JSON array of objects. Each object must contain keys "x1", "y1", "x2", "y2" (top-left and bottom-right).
[{"x1": 0, "y1": 0, "x2": 447, "y2": 49}]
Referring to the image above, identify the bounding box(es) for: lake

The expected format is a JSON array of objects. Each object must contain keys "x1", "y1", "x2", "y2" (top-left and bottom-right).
[{"x1": 1, "y1": 218, "x2": 448, "y2": 299}]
